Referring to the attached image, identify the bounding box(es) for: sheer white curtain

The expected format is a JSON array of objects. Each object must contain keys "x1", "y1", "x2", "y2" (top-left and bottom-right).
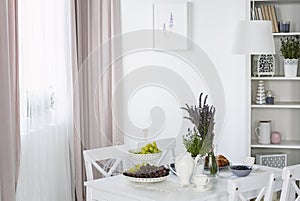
[{"x1": 16, "y1": 0, "x2": 73, "y2": 201}]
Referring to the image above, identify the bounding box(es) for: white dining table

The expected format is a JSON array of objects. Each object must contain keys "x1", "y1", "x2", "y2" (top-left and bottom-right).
[{"x1": 84, "y1": 165, "x2": 283, "y2": 201}]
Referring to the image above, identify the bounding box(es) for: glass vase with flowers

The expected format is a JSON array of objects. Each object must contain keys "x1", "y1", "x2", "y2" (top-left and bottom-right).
[{"x1": 181, "y1": 93, "x2": 218, "y2": 177}]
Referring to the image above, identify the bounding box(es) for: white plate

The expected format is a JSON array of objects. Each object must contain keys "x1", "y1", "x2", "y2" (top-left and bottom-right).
[
  {"x1": 128, "y1": 149, "x2": 162, "y2": 161},
  {"x1": 190, "y1": 184, "x2": 211, "y2": 192},
  {"x1": 219, "y1": 165, "x2": 229, "y2": 170},
  {"x1": 123, "y1": 174, "x2": 169, "y2": 183}
]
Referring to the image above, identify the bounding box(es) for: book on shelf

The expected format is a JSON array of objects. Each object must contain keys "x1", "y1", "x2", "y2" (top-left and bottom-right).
[
  {"x1": 255, "y1": 7, "x2": 259, "y2": 20},
  {"x1": 268, "y1": 5, "x2": 275, "y2": 32},
  {"x1": 263, "y1": 5, "x2": 270, "y2": 20},
  {"x1": 271, "y1": 5, "x2": 279, "y2": 33},
  {"x1": 257, "y1": 7, "x2": 263, "y2": 20},
  {"x1": 254, "y1": 5, "x2": 279, "y2": 33},
  {"x1": 260, "y1": 5, "x2": 266, "y2": 20},
  {"x1": 251, "y1": 7, "x2": 259, "y2": 20}
]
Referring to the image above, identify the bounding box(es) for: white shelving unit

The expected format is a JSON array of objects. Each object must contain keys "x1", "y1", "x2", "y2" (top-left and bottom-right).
[
  {"x1": 251, "y1": 140, "x2": 300, "y2": 149},
  {"x1": 251, "y1": 102, "x2": 300, "y2": 109},
  {"x1": 251, "y1": 76, "x2": 300, "y2": 80},
  {"x1": 273, "y1": 32, "x2": 300, "y2": 36},
  {"x1": 249, "y1": 0, "x2": 300, "y2": 166}
]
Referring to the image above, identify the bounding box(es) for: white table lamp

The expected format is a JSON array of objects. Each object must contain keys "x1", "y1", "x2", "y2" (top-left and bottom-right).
[{"x1": 232, "y1": 20, "x2": 275, "y2": 55}]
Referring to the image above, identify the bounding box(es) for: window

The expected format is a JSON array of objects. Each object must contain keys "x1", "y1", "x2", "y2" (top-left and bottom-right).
[{"x1": 18, "y1": 0, "x2": 72, "y2": 133}]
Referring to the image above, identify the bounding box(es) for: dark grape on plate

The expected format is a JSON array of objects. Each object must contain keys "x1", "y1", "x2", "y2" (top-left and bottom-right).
[{"x1": 123, "y1": 163, "x2": 170, "y2": 178}]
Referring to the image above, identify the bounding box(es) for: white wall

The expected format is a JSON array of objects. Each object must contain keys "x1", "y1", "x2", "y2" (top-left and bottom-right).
[{"x1": 119, "y1": 0, "x2": 248, "y2": 163}]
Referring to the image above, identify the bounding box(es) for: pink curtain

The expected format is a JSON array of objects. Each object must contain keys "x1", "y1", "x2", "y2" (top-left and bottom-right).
[
  {"x1": 72, "y1": 0, "x2": 122, "y2": 200},
  {"x1": 0, "y1": 0, "x2": 20, "y2": 200}
]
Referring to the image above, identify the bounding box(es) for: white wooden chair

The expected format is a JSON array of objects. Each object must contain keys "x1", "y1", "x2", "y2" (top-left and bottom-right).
[
  {"x1": 227, "y1": 172, "x2": 276, "y2": 201},
  {"x1": 136, "y1": 137, "x2": 176, "y2": 165},
  {"x1": 279, "y1": 164, "x2": 300, "y2": 201},
  {"x1": 84, "y1": 145, "x2": 131, "y2": 201},
  {"x1": 83, "y1": 144, "x2": 128, "y2": 181}
]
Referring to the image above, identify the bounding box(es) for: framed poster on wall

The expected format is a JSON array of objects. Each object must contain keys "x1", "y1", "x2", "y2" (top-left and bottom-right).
[{"x1": 153, "y1": 2, "x2": 188, "y2": 50}]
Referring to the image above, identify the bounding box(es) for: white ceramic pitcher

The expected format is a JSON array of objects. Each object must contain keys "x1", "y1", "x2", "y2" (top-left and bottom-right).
[
  {"x1": 255, "y1": 120, "x2": 271, "y2": 144},
  {"x1": 169, "y1": 151, "x2": 195, "y2": 186}
]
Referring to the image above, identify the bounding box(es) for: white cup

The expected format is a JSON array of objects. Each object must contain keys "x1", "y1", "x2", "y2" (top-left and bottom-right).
[
  {"x1": 255, "y1": 120, "x2": 271, "y2": 144},
  {"x1": 243, "y1": 157, "x2": 255, "y2": 166},
  {"x1": 192, "y1": 174, "x2": 210, "y2": 188}
]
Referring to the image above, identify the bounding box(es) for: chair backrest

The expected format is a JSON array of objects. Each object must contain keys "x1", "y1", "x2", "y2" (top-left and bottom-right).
[
  {"x1": 83, "y1": 144, "x2": 128, "y2": 181},
  {"x1": 280, "y1": 164, "x2": 300, "y2": 201},
  {"x1": 227, "y1": 172, "x2": 276, "y2": 201},
  {"x1": 137, "y1": 137, "x2": 176, "y2": 165}
]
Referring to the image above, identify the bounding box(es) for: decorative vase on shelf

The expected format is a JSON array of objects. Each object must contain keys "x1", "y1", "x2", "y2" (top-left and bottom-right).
[
  {"x1": 284, "y1": 59, "x2": 298, "y2": 77},
  {"x1": 256, "y1": 81, "x2": 266, "y2": 104}
]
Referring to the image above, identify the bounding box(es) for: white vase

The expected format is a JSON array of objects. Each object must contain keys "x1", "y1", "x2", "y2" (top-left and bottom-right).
[
  {"x1": 284, "y1": 59, "x2": 298, "y2": 77},
  {"x1": 256, "y1": 81, "x2": 266, "y2": 104}
]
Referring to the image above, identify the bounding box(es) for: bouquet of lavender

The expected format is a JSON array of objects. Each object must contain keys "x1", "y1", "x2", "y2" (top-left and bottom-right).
[{"x1": 181, "y1": 93, "x2": 216, "y2": 157}]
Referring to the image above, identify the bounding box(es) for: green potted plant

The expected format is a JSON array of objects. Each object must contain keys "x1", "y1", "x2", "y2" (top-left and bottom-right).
[{"x1": 280, "y1": 36, "x2": 300, "y2": 77}]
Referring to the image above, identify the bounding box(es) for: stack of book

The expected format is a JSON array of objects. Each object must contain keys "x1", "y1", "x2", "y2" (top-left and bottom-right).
[{"x1": 251, "y1": 5, "x2": 279, "y2": 33}]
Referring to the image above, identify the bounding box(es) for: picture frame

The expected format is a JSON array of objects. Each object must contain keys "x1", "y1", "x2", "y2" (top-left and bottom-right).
[{"x1": 153, "y1": 2, "x2": 188, "y2": 50}]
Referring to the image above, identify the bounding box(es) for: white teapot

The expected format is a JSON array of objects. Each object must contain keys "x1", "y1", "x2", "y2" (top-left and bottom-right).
[{"x1": 169, "y1": 151, "x2": 200, "y2": 186}]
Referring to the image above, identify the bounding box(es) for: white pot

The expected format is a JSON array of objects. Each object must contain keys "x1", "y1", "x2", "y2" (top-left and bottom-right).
[{"x1": 284, "y1": 59, "x2": 298, "y2": 77}]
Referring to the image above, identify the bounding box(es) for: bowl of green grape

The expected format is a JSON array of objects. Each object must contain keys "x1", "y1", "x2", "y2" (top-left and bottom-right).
[{"x1": 129, "y1": 141, "x2": 162, "y2": 161}]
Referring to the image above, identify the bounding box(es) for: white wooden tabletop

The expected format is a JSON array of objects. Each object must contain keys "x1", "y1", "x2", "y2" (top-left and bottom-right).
[{"x1": 84, "y1": 165, "x2": 282, "y2": 201}]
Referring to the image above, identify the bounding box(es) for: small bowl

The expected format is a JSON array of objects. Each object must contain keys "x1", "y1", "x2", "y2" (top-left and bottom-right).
[
  {"x1": 229, "y1": 165, "x2": 253, "y2": 177},
  {"x1": 128, "y1": 149, "x2": 162, "y2": 161}
]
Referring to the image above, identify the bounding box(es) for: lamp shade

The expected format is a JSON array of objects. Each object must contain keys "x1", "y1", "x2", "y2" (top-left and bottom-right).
[{"x1": 232, "y1": 20, "x2": 275, "y2": 54}]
